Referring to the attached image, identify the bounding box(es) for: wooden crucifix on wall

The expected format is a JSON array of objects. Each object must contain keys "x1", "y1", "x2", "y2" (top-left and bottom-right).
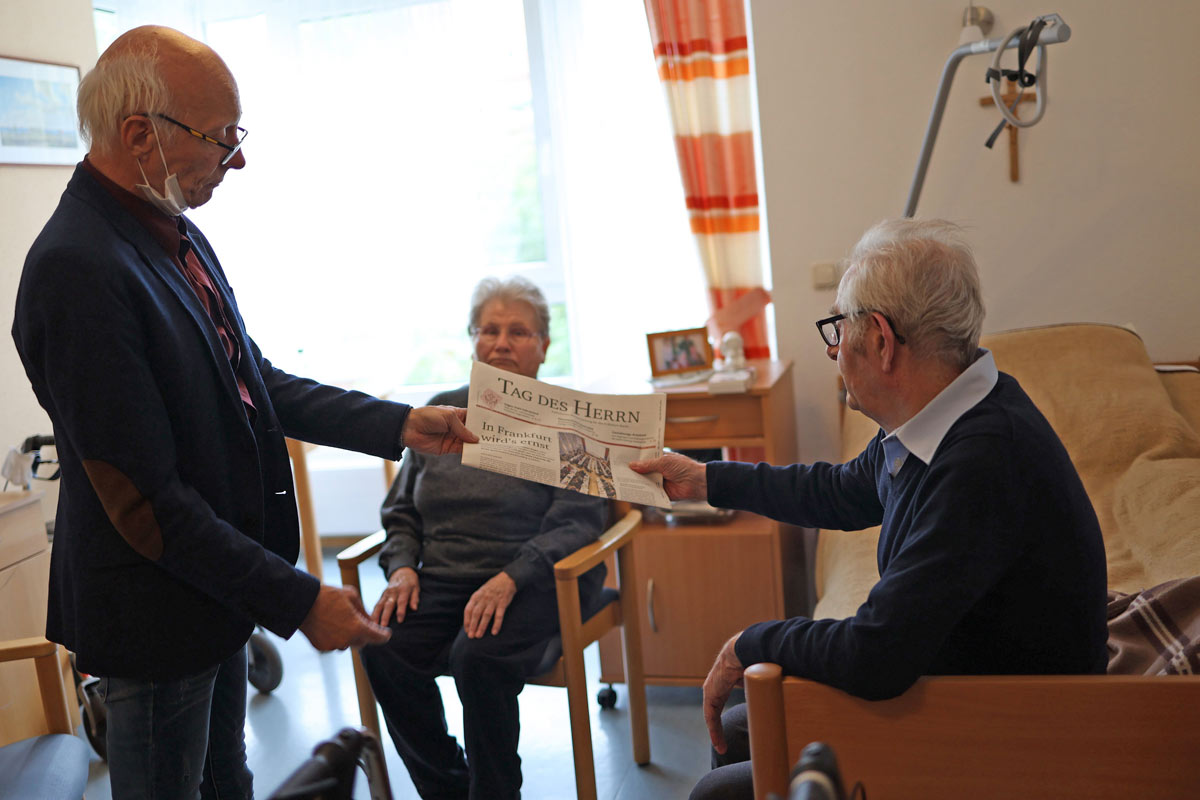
[{"x1": 979, "y1": 79, "x2": 1036, "y2": 182}]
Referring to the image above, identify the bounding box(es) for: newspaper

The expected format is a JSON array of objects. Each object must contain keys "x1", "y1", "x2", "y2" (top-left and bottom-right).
[{"x1": 462, "y1": 361, "x2": 671, "y2": 508}]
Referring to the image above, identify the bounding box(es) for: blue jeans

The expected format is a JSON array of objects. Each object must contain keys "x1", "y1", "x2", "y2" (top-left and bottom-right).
[{"x1": 101, "y1": 645, "x2": 254, "y2": 800}]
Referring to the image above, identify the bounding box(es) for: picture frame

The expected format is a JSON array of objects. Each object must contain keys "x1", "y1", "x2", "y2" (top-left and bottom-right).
[
  {"x1": 0, "y1": 55, "x2": 87, "y2": 166},
  {"x1": 646, "y1": 327, "x2": 714, "y2": 377}
]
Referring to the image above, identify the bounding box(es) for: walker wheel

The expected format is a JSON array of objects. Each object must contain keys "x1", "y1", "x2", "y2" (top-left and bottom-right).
[
  {"x1": 248, "y1": 631, "x2": 284, "y2": 694},
  {"x1": 82, "y1": 683, "x2": 108, "y2": 761}
]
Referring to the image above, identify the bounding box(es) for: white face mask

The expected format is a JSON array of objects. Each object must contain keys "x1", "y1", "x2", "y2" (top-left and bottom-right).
[{"x1": 134, "y1": 118, "x2": 190, "y2": 216}]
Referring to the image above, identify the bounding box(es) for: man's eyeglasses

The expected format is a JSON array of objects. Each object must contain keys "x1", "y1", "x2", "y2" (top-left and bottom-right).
[
  {"x1": 155, "y1": 113, "x2": 248, "y2": 166},
  {"x1": 469, "y1": 325, "x2": 540, "y2": 344},
  {"x1": 816, "y1": 311, "x2": 907, "y2": 347}
]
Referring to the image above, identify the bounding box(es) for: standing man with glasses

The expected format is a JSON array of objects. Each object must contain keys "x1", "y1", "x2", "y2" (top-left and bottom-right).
[
  {"x1": 12, "y1": 26, "x2": 475, "y2": 798},
  {"x1": 632, "y1": 218, "x2": 1108, "y2": 800}
]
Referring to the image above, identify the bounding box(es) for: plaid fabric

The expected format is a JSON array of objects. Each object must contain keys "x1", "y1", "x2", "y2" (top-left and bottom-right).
[{"x1": 1107, "y1": 575, "x2": 1200, "y2": 675}]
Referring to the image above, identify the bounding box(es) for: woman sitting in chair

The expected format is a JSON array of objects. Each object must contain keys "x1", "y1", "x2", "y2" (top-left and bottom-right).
[{"x1": 360, "y1": 276, "x2": 607, "y2": 800}]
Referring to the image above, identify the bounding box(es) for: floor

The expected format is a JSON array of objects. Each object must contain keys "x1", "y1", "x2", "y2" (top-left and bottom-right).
[{"x1": 83, "y1": 548, "x2": 726, "y2": 799}]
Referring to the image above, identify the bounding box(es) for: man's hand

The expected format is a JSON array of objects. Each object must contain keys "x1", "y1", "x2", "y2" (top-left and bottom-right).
[
  {"x1": 403, "y1": 406, "x2": 478, "y2": 455},
  {"x1": 371, "y1": 566, "x2": 420, "y2": 626},
  {"x1": 702, "y1": 633, "x2": 744, "y2": 754},
  {"x1": 629, "y1": 452, "x2": 708, "y2": 501},
  {"x1": 463, "y1": 571, "x2": 518, "y2": 639},
  {"x1": 299, "y1": 584, "x2": 391, "y2": 651}
]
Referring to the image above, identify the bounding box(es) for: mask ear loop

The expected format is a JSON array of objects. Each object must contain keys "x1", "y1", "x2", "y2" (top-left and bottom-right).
[
  {"x1": 134, "y1": 117, "x2": 174, "y2": 187},
  {"x1": 150, "y1": 117, "x2": 174, "y2": 176}
]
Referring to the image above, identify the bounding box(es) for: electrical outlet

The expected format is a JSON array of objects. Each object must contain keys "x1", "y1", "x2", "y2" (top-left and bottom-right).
[{"x1": 811, "y1": 262, "x2": 840, "y2": 290}]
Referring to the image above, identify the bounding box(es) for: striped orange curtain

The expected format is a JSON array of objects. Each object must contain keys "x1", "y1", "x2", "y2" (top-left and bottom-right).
[{"x1": 643, "y1": 0, "x2": 770, "y2": 360}]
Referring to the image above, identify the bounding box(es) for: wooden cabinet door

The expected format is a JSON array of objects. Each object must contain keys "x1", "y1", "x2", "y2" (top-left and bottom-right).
[{"x1": 635, "y1": 525, "x2": 781, "y2": 680}]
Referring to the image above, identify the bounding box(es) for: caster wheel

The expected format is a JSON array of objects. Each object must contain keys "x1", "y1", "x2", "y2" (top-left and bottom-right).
[
  {"x1": 81, "y1": 683, "x2": 108, "y2": 761},
  {"x1": 248, "y1": 631, "x2": 284, "y2": 694},
  {"x1": 597, "y1": 685, "x2": 618, "y2": 709}
]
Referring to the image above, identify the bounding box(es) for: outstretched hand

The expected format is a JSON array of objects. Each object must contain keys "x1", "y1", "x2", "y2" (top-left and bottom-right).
[
  {"x1": 702, "y1": 633, "x2": 745, "y2": 754},
  {"x1": 403, "y1": 406, "x2": 478, "y2": 455},
  {"x1": 299, "y1": 584, "x2": 391, "y2": 651},
  {"x1": 629, "y1": 451, "x2": 708, "y2": 502}
]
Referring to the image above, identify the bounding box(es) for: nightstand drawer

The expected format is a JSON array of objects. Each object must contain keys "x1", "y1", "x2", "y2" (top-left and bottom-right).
[{"x1": 664, "y1": 395, "x2": 764, "y2": 442}]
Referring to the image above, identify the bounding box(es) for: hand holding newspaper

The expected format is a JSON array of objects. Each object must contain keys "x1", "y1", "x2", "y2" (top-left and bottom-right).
[{"x1": 462, "y1": 361, "x2": 672, "y2": 508}]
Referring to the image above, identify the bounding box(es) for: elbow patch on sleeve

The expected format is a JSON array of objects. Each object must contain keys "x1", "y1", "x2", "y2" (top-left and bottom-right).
[{"x1": 83, "y1": 458, "x2": 164, "y2": 561}]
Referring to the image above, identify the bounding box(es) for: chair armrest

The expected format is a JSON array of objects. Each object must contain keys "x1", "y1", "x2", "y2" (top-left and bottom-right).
[
  {"x1": 0, "y1": 637, "x2": 74, "y2": 736},
  {"x1": 748, "y1": 667, "x2": 1200, "y2": 799},
  {"x1": 553, "y1": 510, "x2": 641, "y2": 581},
  {"x1": 745, "y1": 663, "x2": 789, "y2": 800},
  {"x1": 337, "y1": 529, "x2": 387, "y2": 594},
  {"x1": 0, "y1": 636, "x2": 58, "y2": 662},
  {"x1": 337, "y1": 530, "x2": 387, "y2": 570}
]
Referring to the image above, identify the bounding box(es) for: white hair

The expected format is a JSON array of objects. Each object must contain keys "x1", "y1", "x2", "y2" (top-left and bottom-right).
[
  {"x1": 76, "y1": 38, "x2": 179, "y2": 156},
  {"x1": 468, "y1": 276, "x2": 551, "y2": 338},
  {"x1": 836, "y1": 218, "x2": 985, "y2": 368}
]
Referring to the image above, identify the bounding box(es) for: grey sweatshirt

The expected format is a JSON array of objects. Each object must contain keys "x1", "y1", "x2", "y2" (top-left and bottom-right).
[{"x1": 378, "y1": 386, "x2": 608, "y2": 591}]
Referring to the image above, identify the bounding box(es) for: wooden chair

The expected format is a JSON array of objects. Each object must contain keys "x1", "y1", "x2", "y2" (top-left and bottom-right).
[
  {"x1": 0, "y1": 637, "x2": 89, "y2": 799},
  {"x1": 285, "y1": 438, "x2": 324, "y2": 582},
  {"x1": 286, "y1": 439, "x2": 404, "y2": 582},
  {"x1": 337, "y1": 509, "x2": 650, "y2": 800},
  {"x1": 744, "y1": 662, "x2": 1200, "y2": 800}
]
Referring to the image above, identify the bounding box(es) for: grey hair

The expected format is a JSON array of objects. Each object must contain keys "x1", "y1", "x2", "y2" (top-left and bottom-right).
[
  {"x1": 468, "y1": 276, "x2": 551, "y2": 338},
  {"x1": 836, "y1": 219, "x2": 985, "y2": 369},
  {"x1": 77, "y1": 38, "x2": 178, "y2": 156}
]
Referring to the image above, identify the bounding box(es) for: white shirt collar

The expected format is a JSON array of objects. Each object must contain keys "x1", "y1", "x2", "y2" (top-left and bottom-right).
[{"x1": 882, "y1": 349, "x2": 998, "y2": 474}]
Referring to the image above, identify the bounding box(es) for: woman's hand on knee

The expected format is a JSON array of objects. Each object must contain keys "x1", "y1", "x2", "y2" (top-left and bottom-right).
[
  {"x1": 463, "y1": 571, "x2": 517, "y2": 638},
  {"x1": 373, "y1": 567, "x2": 420, "y2": 626}
]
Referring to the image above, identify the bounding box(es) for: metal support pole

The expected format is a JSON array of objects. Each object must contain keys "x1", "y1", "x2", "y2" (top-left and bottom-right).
[{"x1": 903, "y1": 13, "x2": 1070, "y2": 217}]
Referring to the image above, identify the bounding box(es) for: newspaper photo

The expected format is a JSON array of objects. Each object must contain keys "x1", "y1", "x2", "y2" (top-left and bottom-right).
[{"x1": 462, "y1": 361, "x2": 671, "y2": 508}]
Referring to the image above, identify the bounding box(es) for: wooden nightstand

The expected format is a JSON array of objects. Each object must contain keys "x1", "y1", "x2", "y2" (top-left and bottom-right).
[
  {"x1": 0, "y1": 491, "x2": 74, "y2": 747},
  {"x1": 598, "y1": 360, "x2": 809, "y2": 685}
]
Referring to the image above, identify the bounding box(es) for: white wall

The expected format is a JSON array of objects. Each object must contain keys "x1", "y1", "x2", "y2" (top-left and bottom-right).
[
  {"x1": 0, "y1": 0, "x2": 97, "y2": 517},
  {"x1": 749, "y1": 0, "x2": 1200, "y2": 464}
]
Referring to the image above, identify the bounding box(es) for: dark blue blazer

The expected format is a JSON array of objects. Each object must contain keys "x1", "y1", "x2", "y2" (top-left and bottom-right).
[{"x1": 12, "y1": 165, "x2": 410, "y2": 679}]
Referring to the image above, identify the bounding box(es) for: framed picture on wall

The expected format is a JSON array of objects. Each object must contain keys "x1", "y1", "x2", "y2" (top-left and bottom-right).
[
  {"x1": 0, "y1": 55, "x2": 87, "y2": 166},
  {"x1": 646, "y1": 327, "x2": 714, "y2": 377}
]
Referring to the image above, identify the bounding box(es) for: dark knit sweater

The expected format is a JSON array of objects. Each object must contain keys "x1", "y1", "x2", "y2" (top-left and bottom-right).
[
  {"x1": 378, "y1": 386, "x2": 607, "y2": 591},
  {"x1": 711, "y1": 372, "x2": 1108, "y2": 700}
]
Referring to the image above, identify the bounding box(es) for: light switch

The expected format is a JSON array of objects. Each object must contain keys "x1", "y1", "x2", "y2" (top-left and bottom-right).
[{"x1": 811, "y1": 262, "x2": 840, "y2": 290}]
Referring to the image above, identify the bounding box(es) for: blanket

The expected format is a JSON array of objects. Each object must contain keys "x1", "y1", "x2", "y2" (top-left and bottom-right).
[{"x1": 1107, "y1": 576, "x2": 1200, "y2": 675}]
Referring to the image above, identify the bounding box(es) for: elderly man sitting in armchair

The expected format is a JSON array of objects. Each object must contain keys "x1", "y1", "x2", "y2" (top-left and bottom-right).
[
  {"x1": 633, "y1": 218, "x2": 1109, "y2": 800},
  {"x1": 359, "y1": 276, "x2": 608, "y2": 800}
]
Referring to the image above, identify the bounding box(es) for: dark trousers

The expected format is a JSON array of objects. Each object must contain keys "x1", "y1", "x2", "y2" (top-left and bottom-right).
[
  {"x1": 360, "y1": 574, "x2": 566, "y2": 800},
  {"x1": 689, "y1": 702, "x2": 754, "y2": 800},
  {"x1": 102, "y1": 645, "x2": 253, "y2": 800}
]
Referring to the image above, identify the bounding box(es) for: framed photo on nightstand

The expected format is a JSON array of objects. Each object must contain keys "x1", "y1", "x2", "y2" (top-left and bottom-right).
[{"x1": 646, "y1": 327, "x2": 714, "y2": 377}]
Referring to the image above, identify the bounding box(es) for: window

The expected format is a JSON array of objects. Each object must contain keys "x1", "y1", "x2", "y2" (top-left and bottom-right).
[{"x1": 94, "y1": 0, "x2": 709, "y2": 405}]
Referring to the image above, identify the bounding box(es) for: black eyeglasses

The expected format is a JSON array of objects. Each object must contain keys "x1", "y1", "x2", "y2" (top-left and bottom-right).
[
  {"x1": 816, "y1": 311, "x2": 907, "y2": 347},
  {"x1": 155, "y1": 113, "x2": 248, "y2": 166}
]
